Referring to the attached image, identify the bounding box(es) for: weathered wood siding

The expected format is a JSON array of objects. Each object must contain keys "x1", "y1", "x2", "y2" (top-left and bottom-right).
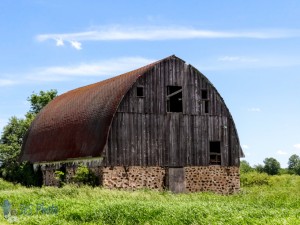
[{"x1": 103, "y1": 57, "x2": 241, "y2": 167}]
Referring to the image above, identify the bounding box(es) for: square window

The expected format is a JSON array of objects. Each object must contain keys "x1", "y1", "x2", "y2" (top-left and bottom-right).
[
  {"x1": 201, "y1": 90, "x2": 208, "y2": 99},
  {"x1": 167, "y1": 86, "x2": 183, "y2": 112},
  {"x1": 136, "y1": 87, "x2": 144, "y2": 97}
]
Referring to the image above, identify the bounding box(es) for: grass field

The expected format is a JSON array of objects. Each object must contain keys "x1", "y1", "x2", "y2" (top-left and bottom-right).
[{"x1": 0, "y1": 174, "x2": 300, "y2": 225}]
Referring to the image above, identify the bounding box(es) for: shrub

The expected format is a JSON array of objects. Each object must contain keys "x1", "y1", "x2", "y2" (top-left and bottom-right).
[
  {"x1": 54, "y1": 170, "x2": 65, "y2": 187},
  {"x1": 72, "y1": 165, "x2": 98, "y2": 186},
  {"x1": 240, "y1": 160, "x2": 253, "y2": 173},
  {"x1": 240, "y1": 171, "x2": 270, "y2": 187}
]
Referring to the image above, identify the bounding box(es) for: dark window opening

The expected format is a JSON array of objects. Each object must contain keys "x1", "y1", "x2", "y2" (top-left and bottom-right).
[
  {"x1": 209, "y1": 141, "x2": 221, "y2": 165},
  {"x1": 204, "y1": 101, "x2": 209, "y2": 114},
  {"x1": 201, "y1": 89, "x2": 208, "y2": 99},
  {"x1": 136, "y1": 86, "x2": 144, "y2": 97},
  {"x1": 167, "y1": 86, "x2": 183, "y2": 112}
]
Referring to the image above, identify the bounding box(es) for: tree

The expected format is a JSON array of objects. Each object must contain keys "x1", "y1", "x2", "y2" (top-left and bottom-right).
[
  {"x1": 263, "y1": 157, "x2": 281, "y2": 175},
  {"x1": 254, "y1": 164, "x2": 264, "y2": 173},
  {"x1": 28, "y1": 89, "x2": 58, "y2": 114},
  {"x1": 240, "y1": 160, "x2": 253, "y2": 173},
  {"x1": 0, "y1": 89, "x2": 57, "y2": 185},
  {"x1": 288, "y1": 154, "x2": 300, "y2": 175}
]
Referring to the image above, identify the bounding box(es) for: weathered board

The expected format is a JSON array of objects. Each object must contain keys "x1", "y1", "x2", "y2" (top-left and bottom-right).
[{"x1": 103, "y1": 57, "x2": 241, "y2": 167}]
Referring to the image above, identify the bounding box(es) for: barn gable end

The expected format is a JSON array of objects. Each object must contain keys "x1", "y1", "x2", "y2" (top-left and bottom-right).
[{"x1": 21, "y1": 55, "x2": 243, "y2": 194}]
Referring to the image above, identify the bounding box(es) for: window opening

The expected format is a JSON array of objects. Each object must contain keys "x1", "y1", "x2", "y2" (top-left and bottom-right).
[
  {"x1": 204, "y1": 101, "x2": 209, "y2": 114},
  {"x1": 209, "y1": 141, "x2": 221, "y2": 165},
  {"x1": 201, "y1": 89, "x2": 208, "y2": 99},
  {"x1": 167, "y1": 86, "x2": 183, "y2": 112},
  {"x1": 136, "y1": 86, "x2": 144, "y2": 97}
]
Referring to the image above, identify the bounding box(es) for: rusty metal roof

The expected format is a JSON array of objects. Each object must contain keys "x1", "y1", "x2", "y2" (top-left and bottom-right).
[{"x1": 21, "y1": 56, "x2": 172, "y2": 163}]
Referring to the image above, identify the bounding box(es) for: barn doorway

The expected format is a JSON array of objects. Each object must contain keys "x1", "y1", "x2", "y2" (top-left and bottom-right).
[
  {"x1": 209, "y1": 141, "x2": 221, "y2": 165},
  {"x1": 166, "y1": 167, "x2": 186, "y2": 193},
  {"x1": 167, "y1": 86, "x2": 183, "y2": 112}
]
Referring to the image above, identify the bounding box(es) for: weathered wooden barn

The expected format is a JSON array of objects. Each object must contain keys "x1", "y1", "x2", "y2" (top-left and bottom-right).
[{"x1": 21, "y1": 55, "x2": 244, "y2": 194}]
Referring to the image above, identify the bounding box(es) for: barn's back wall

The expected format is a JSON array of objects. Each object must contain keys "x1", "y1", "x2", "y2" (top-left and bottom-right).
[{"x1": 103, "y1": 57, "x2": 241, "y2": 167}]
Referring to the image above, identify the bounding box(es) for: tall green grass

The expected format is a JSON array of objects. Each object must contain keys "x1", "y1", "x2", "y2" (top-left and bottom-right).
[{"x1": 0, "y1": 175, "x2": 300, "y2": 225}]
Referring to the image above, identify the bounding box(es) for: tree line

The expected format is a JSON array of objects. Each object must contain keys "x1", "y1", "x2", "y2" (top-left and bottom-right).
[{"x1": 241, "y1": 155, "x2": 300, "y2": 175}]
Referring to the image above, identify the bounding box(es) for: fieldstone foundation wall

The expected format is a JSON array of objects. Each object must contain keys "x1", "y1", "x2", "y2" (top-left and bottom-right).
[
  {"x1": 185, "y1": 166, "x2": 240, "y2": 194},
  {"x1": 42, "y1": 167, "x2": 59, "y2": 186},
  {"x1": 102, "y1": 166, "x2": 165, "y2": 190},
  {"x1": 41, "y1": 165, "x2": 240, "y2": 194}
]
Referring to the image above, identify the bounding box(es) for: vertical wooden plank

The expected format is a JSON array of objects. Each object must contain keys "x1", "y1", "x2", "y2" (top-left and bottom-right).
[
  {"x1": 165, "y1": 114, "x2": 170, "y2": 166},
  {"x1": 203, "y1": 116, "x2": 209, "y2": 165},
  {"x1": 116, "y1": 113, "x2": 121, "y2": 165},
  {"x1": 221, "y1": 116, "x2": 228, "y2": 166},
  {"x1": 130, "y1": 113, "x2": 135, "y2": 166},
  {"x1": 149, "y1": 114, "x2": 154, "y2": 165}
]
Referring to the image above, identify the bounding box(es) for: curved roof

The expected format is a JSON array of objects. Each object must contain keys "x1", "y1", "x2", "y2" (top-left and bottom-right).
[
  {"x1": 21, "y1": 56, "x2": 167, "y2": 163},
  {"x1": 21, "y1": 55, "x2": 243, "y2": 163}
]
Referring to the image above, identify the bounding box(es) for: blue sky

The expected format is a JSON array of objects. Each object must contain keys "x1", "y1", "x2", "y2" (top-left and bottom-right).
[{"x1": 1, "y1": 0, "x2": 300, "y2": 167}]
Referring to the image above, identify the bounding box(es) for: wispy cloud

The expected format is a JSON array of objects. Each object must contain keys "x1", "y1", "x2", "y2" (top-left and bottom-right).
[
  {"x1": 277, "y1": 150, "x2": 288, "y2": 155},
  {"x1": 36, "y1": 26, "x2": 300, "y2": 48},
  {"x1": 248, "y1": 108, "x2": 261, "y2": 112},
  {"x1": 55, "y1": 38, "x2": 64, "y2": 46},
  {"x1": 293, "y1": 144, "x2": 300, "y2": 149},
  {"x1": 218, "y1": 56, "x2": 258, "y2": 63},
  {"x1": 0, "y1": 79, "x2": 17, "y2": 87},
  {"x1": 0, "y1": 57, "x2": 156, "y2": 83},
  {"x1": 69, "y1": 40, "x2": 82, "y2": 50},
  {"x1": 242, "y1": 144, "x2": 250, "y2": 149}
]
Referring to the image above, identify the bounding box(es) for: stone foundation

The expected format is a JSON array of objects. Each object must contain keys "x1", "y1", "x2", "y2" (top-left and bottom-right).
[
  {"x1": 185, "y1": 166, "x2": 240, "y2": 194},
  {"x1": 41, "y1": 165, "x2": 240, "y2": 194},
  {"x1": 102, "y1": 166, "x2": 165, "y2": 190}
]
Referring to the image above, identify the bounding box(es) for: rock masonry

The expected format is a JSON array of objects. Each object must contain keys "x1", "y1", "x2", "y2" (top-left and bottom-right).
[{"x1": 42, "y1": 165, "x2": 240, "y2": 194}]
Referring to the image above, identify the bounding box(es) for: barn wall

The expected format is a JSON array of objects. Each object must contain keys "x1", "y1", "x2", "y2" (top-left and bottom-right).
[{"x1": 103, "y1": 57, "x2": 241, "y2": 167}]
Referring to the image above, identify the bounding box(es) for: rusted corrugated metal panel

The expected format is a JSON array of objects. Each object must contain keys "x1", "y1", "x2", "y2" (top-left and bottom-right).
[{"x1": 20, "y1": 56, "x2": 174, "y2": 163}]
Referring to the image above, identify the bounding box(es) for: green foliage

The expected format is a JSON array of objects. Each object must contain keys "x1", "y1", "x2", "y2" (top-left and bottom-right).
[
  {"x1": 263, "y1": 157, "x2": 281, "y2": 175},
  {"x1": 279, "y1": 168, "x2": 290, "y2": 175},
  {"x1": 0, "y1": 89, "x2": 57, "y2": 185},
  {"x1": 288, "y1": 154, "x2": 300, "y2": 175},
  {"x1": 1, "y1": 175, "x2": 300, "y2": 225},
  {"x1": 240, "y1": 171, "x2": 270, "y2": 186},
  {"x1": 28, "y1": 89, "x2": 58, "y2": 114},
  {"x1": 254, "y1": 164, "x2": 264, "y2": 173},
  {"x1": 54, "y1": 170, "x2": 66, "y2": 187},
  {"x1": 0, "y1": 116, "x2": 35, "y2": 184},
  {"x1": 72, "y1": 165, "x2": 98, "y2": 186},
  {"x1": 240, "y1": 160, "x2": 253, "y2": 173}
]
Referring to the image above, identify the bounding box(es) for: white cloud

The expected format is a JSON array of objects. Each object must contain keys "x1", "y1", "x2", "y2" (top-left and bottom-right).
[
  {"x1": 69, "y1": 40, "x2": 82, "y2": 50},
  {"x1": 242, "y1": 144, "x2": 250, "y2": 149},
  {"x1": 0, "y1": 79, "x2": 16, "y2": 87},
  {"x1": 277, "y1": 150, "x2": 288, "y2": 155},
  {"x1": 26, "y1": 56, "x2": 156, "y2": 82},
  {"x1": 55, "y1": 38, "x2": 64, "y2": 46},
  {"x1": 36, "y1": 26, "x2": 300, "y2": 48},
  {"x1": 293, "y1": 144, "x2": 300, "y2": 149},
  {"x1": 248, "y1": 108, "x2": 261, "y2": 112},
  {"x1": 218, "y1": 56, "x2": 258, "y2": 63}
]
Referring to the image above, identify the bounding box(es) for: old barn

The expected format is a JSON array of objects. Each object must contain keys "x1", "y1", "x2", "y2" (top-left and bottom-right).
[{"x1": 21, "y1": 55, "x2": 244, "y2": 194}]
